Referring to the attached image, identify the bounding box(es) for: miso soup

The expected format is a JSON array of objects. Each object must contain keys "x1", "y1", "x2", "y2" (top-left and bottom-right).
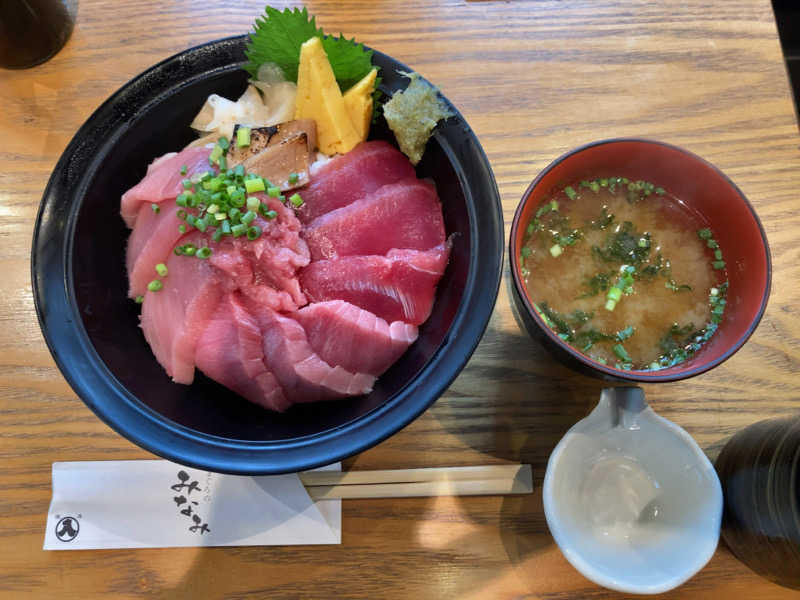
[{"x1": 520, "y1": 177, "x2": 728, "y2": 370}]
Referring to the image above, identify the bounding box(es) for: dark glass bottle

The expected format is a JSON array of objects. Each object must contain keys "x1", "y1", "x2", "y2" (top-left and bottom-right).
[{"x1": 0, "y1": 0, "x2": 76, "y2": 69}]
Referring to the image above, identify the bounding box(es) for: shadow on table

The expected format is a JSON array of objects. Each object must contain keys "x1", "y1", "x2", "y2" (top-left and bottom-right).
[{"x1": 428, "y1": 272, "x2": 614, "y2": 569}]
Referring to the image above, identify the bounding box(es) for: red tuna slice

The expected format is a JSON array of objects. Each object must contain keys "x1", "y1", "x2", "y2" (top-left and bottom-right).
[
  {"x1": 195, "y1": 293, "x2": 290, "y2": 412},
  {"x1": 140, "y1": 233, "x2": 229, "y2": 384},
  {"x1": 121, "y1": 146, "x2": 211, "y2": 228},
  {"x1": 299, "y1": 243, "x2": 450, "y2": 325},
  {"x1": 252, "y1": 306, "x2": 375, "y2": 404},
  {"x1": 296, "y1": 140, "x2": 416, "y2": 223},
  {"x1": 209, "y1": 195, "x2": 310, "y2": 312},
  {"x1": 127, "y1": 201, "x2": 188, "y2": 298},
  {"x1": 303, "y1": 179, "x2": 445, "y2": 260},
  {"x1": 293, "y1": 300, "x2": 418, "y2": 376}
]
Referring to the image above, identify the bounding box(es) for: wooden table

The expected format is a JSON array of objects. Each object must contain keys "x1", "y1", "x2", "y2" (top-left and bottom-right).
[{"x1": 2, "y1": 0, "x2": 799, "y2": 597}]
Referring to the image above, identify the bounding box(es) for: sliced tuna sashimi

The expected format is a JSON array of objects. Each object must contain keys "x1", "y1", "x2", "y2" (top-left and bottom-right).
[
  {"x1": 303, "y1": 179, "x2": 445, "y2": 260},
  {"x1": 299, "y1": 243, "x2": 450, "y2": 325},
  {"x1": 140, "y1": 233, "x2": 229, "y2": 384},
  {"x1": 126, "y1": 201, "x2": 188, "y2": 298},
  {"x1": 296, "y1": 140, "x2": 416, "y2": 223},
  {"x1": 294, "y1": 300, "x2": 418, "y2": 376},
  {"x1": 195, "y1": 293, "x2": 290, "y2": 412},
  {"x1": 253, "y1": 305, "x2": 376, "y2": 403},
  {"x1": 121, "y1": 146, "x2": 211, "y2": 228}
]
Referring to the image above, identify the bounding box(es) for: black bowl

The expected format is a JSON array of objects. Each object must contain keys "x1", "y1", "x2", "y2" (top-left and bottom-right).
[{"x1": 32, "y1": 36, "x2": 503, "y2": 474}]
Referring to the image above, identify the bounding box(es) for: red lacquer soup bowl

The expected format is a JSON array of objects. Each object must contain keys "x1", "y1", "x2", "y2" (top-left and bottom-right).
[{"x1": 509, "y1": 138, "x2": 771, "y2": 383}]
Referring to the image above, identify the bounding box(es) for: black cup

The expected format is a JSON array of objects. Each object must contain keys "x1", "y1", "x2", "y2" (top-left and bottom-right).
[
  {"x1": 0, "y1": 0, "x2": 75, "y2": 69},
  {"x1": 716, "y1": 415, "x2": 800, "y2": 589}
]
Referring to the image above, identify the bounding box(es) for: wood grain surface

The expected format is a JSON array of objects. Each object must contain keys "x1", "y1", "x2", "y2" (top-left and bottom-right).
[{"x1": 1, "y1": 0, "x2": 799, "y2": 598}]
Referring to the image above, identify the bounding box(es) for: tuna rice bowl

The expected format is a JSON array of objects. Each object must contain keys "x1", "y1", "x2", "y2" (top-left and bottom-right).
[{"x1": 33, "y1": 8, "x2": 502, "y2": 471}]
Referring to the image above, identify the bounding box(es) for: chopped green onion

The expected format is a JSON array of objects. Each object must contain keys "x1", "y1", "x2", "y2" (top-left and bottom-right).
[
  {"x1": 289, "y1": 193, "x2": 304, "y2": 208},
  {"x1": 231, "y1": 223, "x2": 247, "y2": 237},
  {"x1": 698, "y1": 228, "x2": 712, "y2": 240},
  {"x1": 246, "y1": 196, "x2": 260, "y2": 210},
  {"x1": 616, "y1": 326, "x2": 635, "y2": 341},
  {"x1": 176, "y1": 194, "x2": 189, "y2": 207},
  {"x1": 178, "y1": 224, "x2": 187, "y2": 234},
  {"x1": 151, "y1": 203, "x2": 160, "y2": 214},
  {"x1": 147, "y1": 279, "x2": 163, "y2": 292},
  {"x1": 233, "y1": 164, "x2": 245, "y2": 177},
  {"x1": 245, "y1": 178, "x2": 266, "y2": 193},
  {"x1": 246, "y1": 225, "x2": 262, "y2": 241},
  {"x1": 713, "y1": 260, "x2": 726, "y2": 270},
  {"x1": 134, "y1": 295, "x2": 144, "y2": 304},
  {"x1": 241, "y1": 210, "x2": 256, "y2": 226},
  {"x1": 217, "y1": 155, "x2": 227, "y2": 172},
  {"x1": 228, "y1": 207, "x2": 241, "y2": 222},
  {"x1": 707, "y1": 239, "x2": 718, "y2": 249},
  {"x1": 605, "y1": 299, "x2": 617, "y2": 311},
  {"x1": 182, "y1": 179, "x2": 193, "y2": 190},
  {"x1": 182, "y1": 244, "x2": 196, "y2": 256},
  {"x1": 655, "y1": 187, "x2": 665, "y2": 195},
  {"x1": 590, "y1": 181, "x2": 600, "y2": 193},
  {"x1": 564, "y1": 186, "x2": 577, "y2": 201},
  {"x1": 267, "y1": 185, "x2": 281, "y2": 198},
  {"x1": 714, "y1": 249, "x2": 723, "y2": 260},
  {"x1": 236, "y1": 127, "x2": 251, "y2": 148},
  {"x1": 221, "y1": 220, "x2": 232, "y2": 235},
  {"x1": 196, "y1": 247, "x2": 212, "y2": 259},
  {"x1": 521, "y1": 246, "x2": 532, "y2": 258},
  {"x1": 230, "y1": 191, "x2": 246, "y2": 208},
  {"x1": 264, "y1": 209, "x2": 278, "y2": 220},
  {"x1": 155, "y1": 263, "x2": 168, "y2": 277},
  {"x1": 288, "y1": 172, "x2": 299, "y2": 185},
  {"x1": 217, "y1": 136, "x2": 230, "y2": 152},
  {"x1": 180, "y1": 165, "x2": 188, "y2": 175},
  {"x1": 637, "y1": 237, "x2": 649, "y2": 248},
  {"x1": 612, "y1": 343, "x2": 632, "y2": 362},
  {"x1": 549, "y1": 244, "x2": 563, "y2": 257},
  {"x1": 207, "y1": 203, "x2": 219, "y2": 214},
  {"x1": 194, "y1": 219, "x2": 207, "y2": 233},
  {"x1": 607, "y1": 287, "x2": 622, "y2": 302},
  {"x1": 212, "y1": 229, "x2": 224, "y2": 242},
  {"x1": 209, "y1": 144, "x2": 223, "y2": 165},
  {"x1": 215, "y1": 212, "x2": 227, "y2": 221}
]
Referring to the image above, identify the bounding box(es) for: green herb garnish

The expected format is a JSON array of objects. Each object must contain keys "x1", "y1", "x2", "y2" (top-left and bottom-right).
[
  {"x1": 593, "y1": 221, "x2": 651, "y2": 265},
  {"x1": 243, "y1": 6, "x2": 376, "y2": 91}
]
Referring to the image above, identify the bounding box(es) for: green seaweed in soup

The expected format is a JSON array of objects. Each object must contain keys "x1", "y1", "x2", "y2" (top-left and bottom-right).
[{"x1": 520, "y1": 177, "x2": 728, "y2": 371}]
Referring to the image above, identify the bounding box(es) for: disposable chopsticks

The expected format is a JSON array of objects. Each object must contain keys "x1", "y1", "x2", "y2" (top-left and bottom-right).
[{"x1": 299, "y1": 464, "x2": 532, "y2": 500}]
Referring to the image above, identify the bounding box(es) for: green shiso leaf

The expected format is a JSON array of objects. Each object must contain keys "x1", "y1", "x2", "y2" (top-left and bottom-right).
[{"x1": 243, "y1": 6, "x2": 375, "y2": 92}]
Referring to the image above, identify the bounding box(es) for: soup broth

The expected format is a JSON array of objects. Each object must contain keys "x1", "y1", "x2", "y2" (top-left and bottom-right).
[{"x1": 520, "y1": 177, "x2": 728, "y2": 370}]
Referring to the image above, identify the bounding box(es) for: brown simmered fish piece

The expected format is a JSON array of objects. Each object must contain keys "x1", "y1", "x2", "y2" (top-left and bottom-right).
[
  {"x1": 234, "y1": 133, "x2": 312, "y2": 190},
  {"x1": 230, "y1": 120, "x2": 317, "y2": 156},
  {"x1": 228, "y1": 120, "x2": 317, "y2": 190}
]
